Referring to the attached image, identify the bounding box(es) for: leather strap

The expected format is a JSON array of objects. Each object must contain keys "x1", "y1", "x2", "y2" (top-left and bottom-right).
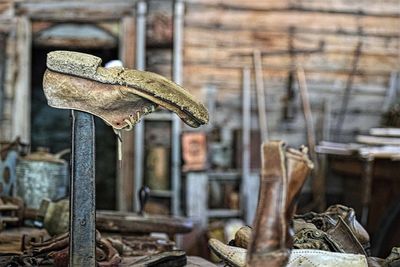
[{"x1": 327, "y1": 216, "x2": 366, "y2": 256}]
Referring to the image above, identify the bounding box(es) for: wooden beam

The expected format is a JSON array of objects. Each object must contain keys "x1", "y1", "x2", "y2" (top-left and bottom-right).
[
  {"x1": 185, "y1": 10, "x2": 399, "y2": 36},
  {"x1": 186, "y1": 0, "x2": 400, "y2": 17},
  {"x1": 253, "y1": 50, "x2": 268, "y2": 141},
  {"x1": 117, "y1": 16, "x2": 136, "y2": 211},
  {"x1": 11, "y1": 17, "x2": 31, "y2": 144},
  {"x1": 16, "y1": 2, "x2": 137, "y2": 21}
]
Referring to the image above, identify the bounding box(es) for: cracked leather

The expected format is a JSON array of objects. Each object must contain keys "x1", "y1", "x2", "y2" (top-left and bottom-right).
[{"x1": 43, "y1": 51, "x2": 209, "y2": 130}]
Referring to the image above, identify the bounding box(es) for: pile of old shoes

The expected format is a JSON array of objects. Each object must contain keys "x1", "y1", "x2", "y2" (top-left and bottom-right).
[
  {"x1": 293, "y1": 204, "x2": 369, "y2": 256},
  {"x1": 208, "y1": 140, "x2": 400, "y2": 267},
  {"x1": 210, "y1": 215, "x2": 400, "y2": 267},
  {"x1": 209, "y1": 204, "x2": 371, "y2": 267}
]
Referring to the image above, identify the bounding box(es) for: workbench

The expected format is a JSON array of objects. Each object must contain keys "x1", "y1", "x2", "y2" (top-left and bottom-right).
[{"x1": 316, "y1": 141, "x2": 400, "y2": 257}]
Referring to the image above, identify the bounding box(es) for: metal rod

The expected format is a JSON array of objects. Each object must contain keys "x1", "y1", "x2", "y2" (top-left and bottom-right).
[
  {"x1": 133, "y1": 0, "x2": 147, "y2": 212},
  {"x1": 241, "y1": 67, "x2": 252, "y2": 224},
  {"x1": 171, "y1": 0, "x2": 184, "y2": 216},
  {"x1": 361, "y1": 156, "x2": 374, "y2": 226},
  {"x1": 69, "y1": 110, "x2": 96, "y2": 267},
  {"x1": 253, "y1": 50, "x2": 268, "y2": 141},
  {"x1": 314, "y1": 99, "x2": 331, "y2": 212},
  {"x1": 335, "y1": 41, "x2": 363, "y2": 139}
]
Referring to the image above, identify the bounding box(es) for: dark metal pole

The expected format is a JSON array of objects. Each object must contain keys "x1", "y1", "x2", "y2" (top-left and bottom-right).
[
  {"x1": 69, "y1": 110, "x2": 96, "y2": 266},
  {"x1": 361, "y1": 155, "x2": 374, "y2": 226}
]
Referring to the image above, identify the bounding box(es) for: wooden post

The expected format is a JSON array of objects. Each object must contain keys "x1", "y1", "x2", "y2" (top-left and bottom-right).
[
  {"x1": 11, "y1": 17, "x2": 31, "y2": 144},
  {"x1": 241, "y1": 67, "x2": 252, "y2": 224},
  {"x1": 297, "y1": 66, "x2": 322, "y2": 211},
  {"x1": 253, "y1": 50, "x2": 268, "y2": 142},
  {"x1": 186, "y1": 172, "x2": 208, "y2": 229},
  {"x1": 117, "y1": 16, "x2": 136, "y2": 211}
]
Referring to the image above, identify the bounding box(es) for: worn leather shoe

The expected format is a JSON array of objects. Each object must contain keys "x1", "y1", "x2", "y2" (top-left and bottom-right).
[{"x1": 43, "y1": 51, "x2": 209, "y2": 130}]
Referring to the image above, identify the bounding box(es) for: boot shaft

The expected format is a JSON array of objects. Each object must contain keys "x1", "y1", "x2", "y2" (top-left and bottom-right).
[{"x1": 247, "y1": 141, "x2": 313, "y2": 267}]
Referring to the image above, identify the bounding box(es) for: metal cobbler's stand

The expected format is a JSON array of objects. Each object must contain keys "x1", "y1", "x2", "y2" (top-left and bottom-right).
[
  {"x1": 66, "y1": 0, "x2": 182, "y2": 264},
  {"x1": 69, "y1": 110, "x2": 96, "y2": 266}
]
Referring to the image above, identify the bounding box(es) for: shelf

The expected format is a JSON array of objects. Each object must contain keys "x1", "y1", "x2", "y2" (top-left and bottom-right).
[
  {"x1": 207, "y1": 209, "x2": 242, "y2": 218},
  {"x1": 207, "y1": 171, "x2": 241, "y2": 181},
  {"x1": 149, "y1": 189, "x2": 173, "y2": 198}
]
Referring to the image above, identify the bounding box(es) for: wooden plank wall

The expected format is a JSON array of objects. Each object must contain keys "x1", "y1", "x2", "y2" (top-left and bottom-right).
[{"x1": 183, "y1": 0, "x2": 400, "y2": 145}]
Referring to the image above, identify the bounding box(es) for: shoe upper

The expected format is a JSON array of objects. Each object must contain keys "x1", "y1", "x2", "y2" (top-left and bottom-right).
[{"x1": 44, "y1": 51, "x2": 209, "y2": 129}]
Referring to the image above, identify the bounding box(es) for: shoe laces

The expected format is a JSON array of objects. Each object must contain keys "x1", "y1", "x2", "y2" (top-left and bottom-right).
[{"x1": 113, "y1": 105, "x2": 157, "y2": 162}]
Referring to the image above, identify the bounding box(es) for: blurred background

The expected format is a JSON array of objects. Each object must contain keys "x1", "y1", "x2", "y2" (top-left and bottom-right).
[{"x1": 0, "y1": 0, "x2": 399, "y2": 262}]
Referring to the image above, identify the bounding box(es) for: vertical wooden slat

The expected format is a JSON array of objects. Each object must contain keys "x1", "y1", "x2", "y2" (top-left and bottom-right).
[
  {"x1": 1, "y1": 23, "x2": 15, "y2": 141},
  {"x1": 186, "y1": 172, "x2": 208, "y2": 228},
  {"x1": 133, "y1": 0, "x2": 147, "y2": 212},
  {"x1": 0, "y1": 34, "x2": 6, "y2": 123},
  {"x1": 117, "y1": 16, "x2": 136, "y2": 211},
  {"x1": 11, "y1": 17, "x2": 31, "y2": 144},
  {"x1": 241, "y1": 67, "x2": 252, "y2": 224}
]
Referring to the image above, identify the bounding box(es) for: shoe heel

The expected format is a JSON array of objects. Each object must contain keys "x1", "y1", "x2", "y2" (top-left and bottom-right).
[{"x1": 47, "y1": 51, "x2": 101, "y2": 77}]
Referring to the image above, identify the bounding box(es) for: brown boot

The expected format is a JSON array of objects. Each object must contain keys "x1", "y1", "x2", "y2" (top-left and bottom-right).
[
  {"x1": 247, "y1": 141, "x2": 313, "y2": 267},
  {"x1": 230, "y1": 146, "x2": 312, "y2": 253}
]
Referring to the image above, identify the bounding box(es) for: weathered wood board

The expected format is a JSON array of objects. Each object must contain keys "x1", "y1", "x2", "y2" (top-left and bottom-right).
[{"x1": 183, "y1": 0, "x2": 400, "y2": 144}]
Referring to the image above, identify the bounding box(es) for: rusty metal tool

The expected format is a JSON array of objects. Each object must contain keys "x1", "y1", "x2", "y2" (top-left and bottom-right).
[
  {"x1": 297, "y1": 66, "x2": 321, "y2": 211},
  {"x1": 335, "y1": 41, "x2": 363, "y2": 140},
  {"x1": 69, "y1": 110, "x2": 96, "y2": 266}
]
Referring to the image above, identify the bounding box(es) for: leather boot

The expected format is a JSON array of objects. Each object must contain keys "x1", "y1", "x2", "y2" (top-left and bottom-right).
[
  {"x1": 325, "y1": 205, "x2": 370, "y2": 253},
  {"x1": 43, "y1": 51, "x2": 208, "y2": 130},
  {"x1": 247, "y1": 141, "x2": 313, "y2": 267},
  {"x1": 230, "y1": 146, "x2": 312, "y2": 252},
  {"x1": 285, "y1": 146, "x2": 314, "y2": 247}
]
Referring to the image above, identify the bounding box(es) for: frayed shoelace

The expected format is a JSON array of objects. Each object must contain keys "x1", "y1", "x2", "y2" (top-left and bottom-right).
[{"x1": 113, "y1": 105, "x2": 157, "y2": 162}]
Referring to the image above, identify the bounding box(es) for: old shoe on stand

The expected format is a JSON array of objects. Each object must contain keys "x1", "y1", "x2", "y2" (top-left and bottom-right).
[{"x1": 43, "y1": 51, "x2": 209, "y2": 131}]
